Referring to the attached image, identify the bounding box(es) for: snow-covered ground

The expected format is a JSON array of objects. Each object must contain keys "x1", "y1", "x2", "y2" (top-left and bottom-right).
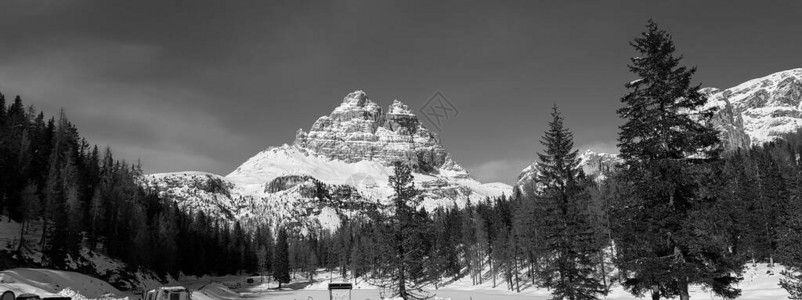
[
  {"x1": 0, "y1": 263, "x2": 791, "y2": 300},
  {"x1": 0, "y1": 216, "x2": 175, "y2": 294},
  {"x1": 179, "y1": 263, "x2": 790, "y2": 300}
]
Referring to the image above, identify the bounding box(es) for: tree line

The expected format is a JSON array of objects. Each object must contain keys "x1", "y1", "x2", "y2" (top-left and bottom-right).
[{"x1": 0, "y1": 94, "x2": 283, "y2": 281}]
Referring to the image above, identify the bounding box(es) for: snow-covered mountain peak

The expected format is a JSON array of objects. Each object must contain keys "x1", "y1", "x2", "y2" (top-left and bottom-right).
[
  {"x1": 147, "y1": 90, "x2": 512, "y2": 232},
  {"x1": 341, "y1": 89, "x2": 368, "y2": 104},
  {"x1": 388, "y1": 99, "x2": 414, "y2": 115},
  {"x1": 333, "y1": 90, "x2": 381, "y2": 114},
  {"x1": 294, "y1": 90, "x2": 449, "y2": 171}
]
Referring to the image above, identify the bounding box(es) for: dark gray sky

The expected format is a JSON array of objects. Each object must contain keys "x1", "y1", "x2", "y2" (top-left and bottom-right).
[{"x1": 1, "y1": 1, "x2": 800, "y2": 184}]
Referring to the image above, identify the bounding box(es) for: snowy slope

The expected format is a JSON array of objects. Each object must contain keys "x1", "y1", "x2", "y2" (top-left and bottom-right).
[{"x1": 0, "y1": 216, "x2": 174, "y2": 294}]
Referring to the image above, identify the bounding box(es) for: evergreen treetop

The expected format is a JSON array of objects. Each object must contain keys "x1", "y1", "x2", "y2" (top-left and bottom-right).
[{"x1": 617, "y1": 19, "x2": 719, "y2": 163}]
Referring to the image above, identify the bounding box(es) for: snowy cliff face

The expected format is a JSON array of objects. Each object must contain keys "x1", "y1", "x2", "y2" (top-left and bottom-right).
[
  {"x1": 145, "y1": 90, "x2": 511, "y2": 233},
  {"x1": 700, "y1": 87, "x2": 751, "y2": 152},
  {"x1": 704, "y1": 68, "x2": 802, "y2": 147},
  {"x1": 294, "y1": 91, "x2": 448, "y2": 171}
]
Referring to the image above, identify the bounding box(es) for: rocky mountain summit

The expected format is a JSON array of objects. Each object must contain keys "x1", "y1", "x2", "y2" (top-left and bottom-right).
[
  {"x1": 294, "y1": 90, "x2": 450, "y2": 172},
  {"x1": 145, "y1": 90, "x2": 510, "y2": 232}
]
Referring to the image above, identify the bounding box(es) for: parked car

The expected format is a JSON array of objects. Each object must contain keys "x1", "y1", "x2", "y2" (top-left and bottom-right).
[{"x1": 144, "y1": 287, "x2": 190, "y2": 300}]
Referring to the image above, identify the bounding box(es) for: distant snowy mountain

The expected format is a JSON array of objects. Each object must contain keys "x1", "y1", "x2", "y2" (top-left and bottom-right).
[
  {"x1": 144, "y1": 91, "x2": 511, "y2": 232},
  {"x1": 515, "y1": 150, "x2": 621, "y2": 197},
  {"x1": 515, "y1": 68, "x2": 802, "y2": 193},
  {"x1": 703, "y1": 68, "x2": 802, "y2": 149}
]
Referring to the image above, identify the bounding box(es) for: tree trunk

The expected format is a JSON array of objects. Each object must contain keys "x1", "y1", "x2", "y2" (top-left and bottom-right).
[
  {"x1": 529, "y1": 251, "x2": 536, "y2": 286},
  {"x1": 491, "y1": 255, "x2": 496, "y2": 288},
  {"x1": 514, "y1": 257, "x2": 520, "y2": 293},
  {"x1": 679, "y1": 279, "x2": 690, "y2": 300},
  {"x1": 651, "y1": 285, "x2": 660, "y2": 300},
  {"x1": 39, "y1": 218, "x2": 48, "y2": 248},
  {"x1": 599, "y1": 250, "x2": 608, "y2": 293},
  {"x1": 399, "y1": 268, "x2": 407, "y2": 299},
  {"x1": 16, "y1": 219, "x2": 26, "y2": 255},
  {"x1": 478, "y1": 252, "x2": 483, "y2": 284}
]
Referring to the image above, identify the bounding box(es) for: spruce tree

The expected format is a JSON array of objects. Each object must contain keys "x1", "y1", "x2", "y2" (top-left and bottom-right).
[
  {"x1": 533, "y1": 106, "x2": 604, "y2": 300},
  {"x1": 273, "y1": 227, "x2": 291, "y2": 288},
  {"x1": 612, "y1": 20, "x2": 742, "y2": 300},
  {"x1": 373, "y1": 161, "x2": 430, "y2": 300}
]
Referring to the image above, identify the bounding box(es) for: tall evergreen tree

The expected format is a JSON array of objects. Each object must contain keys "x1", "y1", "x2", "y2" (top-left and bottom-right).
[
  {"x1": 373, "y1": 161, "x2": 430, "y2": 300},
  {"x1": 611, "y1": 20, "x2": 742, "y2": 300},
  {"x1": 273, "y1": 227, "x2": 291, "y2": 288},
  {"x1": 533, "y1": 106, "x2": 604, "y2": 300}
]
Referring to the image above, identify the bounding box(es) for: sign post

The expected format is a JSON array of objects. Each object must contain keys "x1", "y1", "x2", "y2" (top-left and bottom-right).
[{"x1": 327, "y1": 283, "x2": 352, "y2": 300}]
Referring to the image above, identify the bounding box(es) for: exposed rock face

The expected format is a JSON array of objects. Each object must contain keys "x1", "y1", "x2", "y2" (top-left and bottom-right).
[
  {"x1": 704, "y1": 69, "x2": 802, "y2": 146},
  {"x1": 265, "y1": 175, "x2": 316, "y2": 193},
  {"x1": 294, "y1": 91, "x2": 448, "y2": 172},
  {"x1": 701, "y1": 88, "x2": 752, "y2": 152},
  {"x1": 577, "y1": 150, "x2": 622, "y2": 181}
]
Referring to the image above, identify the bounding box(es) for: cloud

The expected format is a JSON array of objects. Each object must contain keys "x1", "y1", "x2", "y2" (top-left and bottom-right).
[
  {"x1": 0, "y1": 39, "x2": 249, "y2": 174},
  {"x1": 578, "y1": 140, "x2": 619, "y2": 154},
  {"x1": 466, "y1": 158, "x2": 532, "y2": 184}
]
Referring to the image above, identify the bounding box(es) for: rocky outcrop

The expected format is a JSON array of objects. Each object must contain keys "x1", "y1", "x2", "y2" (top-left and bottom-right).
[
  {"x1": 578, "y1": 150, "x2": 621, "y2": 181},
  {"x1": 701, "y1": 88, "x2": 752, "y2": 152},
  {"x1": 294, "y1": 91, "x2": 448, "y2": 172},
  {"x1": 265, "y1": 175, "x2": 316, "y2": 193},
  {"x1": 704, "y1": 69, "x2": 802, "y2": 146}
]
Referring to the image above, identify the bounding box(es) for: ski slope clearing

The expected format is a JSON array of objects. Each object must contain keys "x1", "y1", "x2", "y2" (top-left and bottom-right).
[{"x1": 0, "y1": 269, "x2": 127, "y2": 300}]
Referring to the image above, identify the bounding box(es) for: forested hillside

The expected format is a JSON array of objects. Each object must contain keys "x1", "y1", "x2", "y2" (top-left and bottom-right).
[{"x1": 0, "y1": 94, "x2": 265, "y2": 279}]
